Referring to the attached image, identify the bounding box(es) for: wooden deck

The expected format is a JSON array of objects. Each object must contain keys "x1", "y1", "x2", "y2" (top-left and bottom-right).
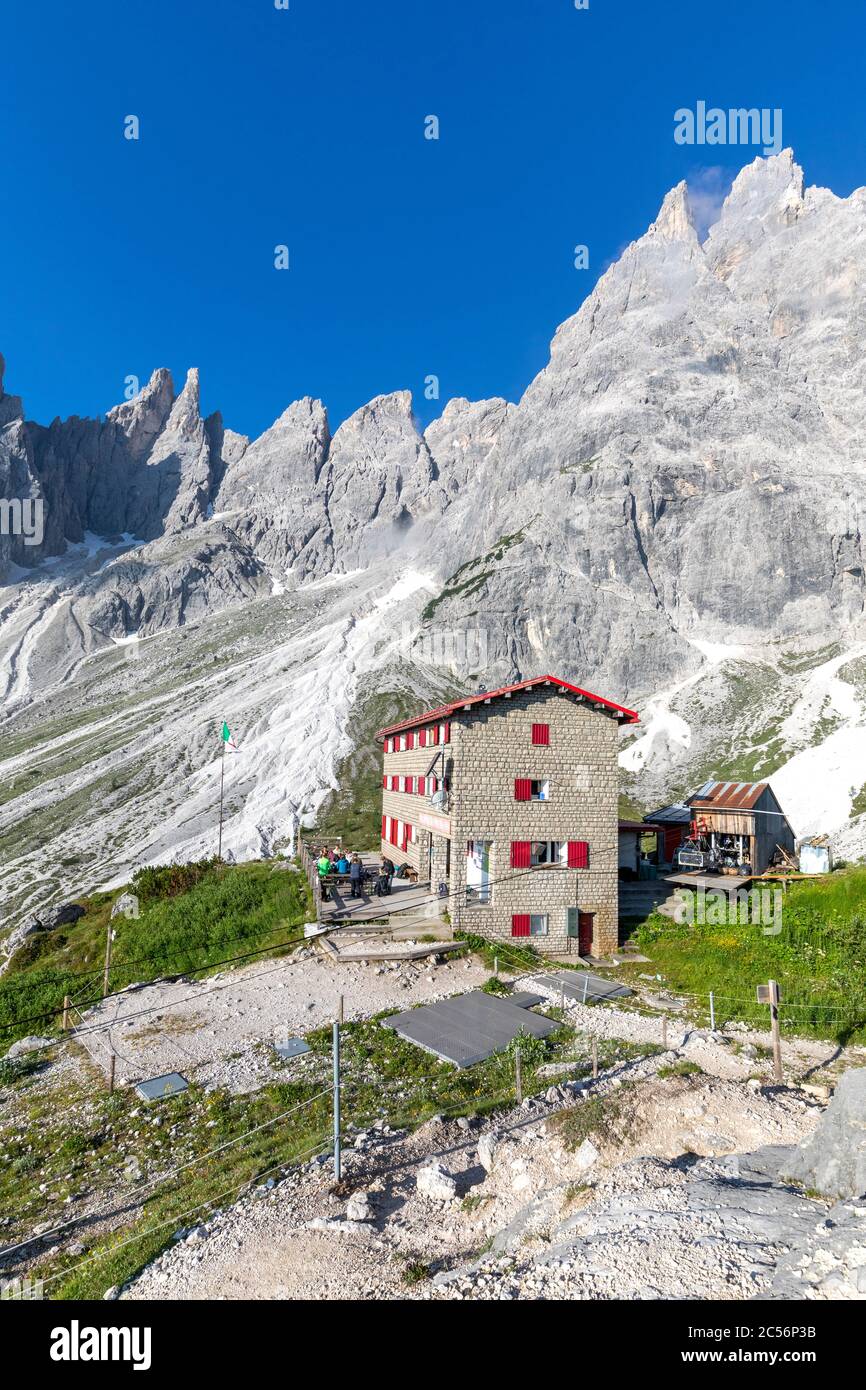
[
  {"x1": 663, "y1": 871, "x2": 753, "y2": 892},
  {"x1": 319, "y1": 852, "x2": 444, "y2": 926}
]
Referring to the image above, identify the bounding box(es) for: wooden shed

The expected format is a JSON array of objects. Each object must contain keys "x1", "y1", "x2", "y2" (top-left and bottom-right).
[{"x1": 684, "y1": 779, "x2": 794, "y2": 876}]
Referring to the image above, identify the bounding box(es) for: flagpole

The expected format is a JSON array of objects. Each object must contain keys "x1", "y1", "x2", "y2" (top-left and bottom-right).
[{"x1": 218, "y1": 737, "x2": 226, "y2": 861}]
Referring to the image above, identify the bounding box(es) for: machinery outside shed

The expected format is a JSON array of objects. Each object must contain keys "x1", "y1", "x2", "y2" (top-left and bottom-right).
[{"x1": 676, "y1": 778, "x2": 795, "y2": 878}]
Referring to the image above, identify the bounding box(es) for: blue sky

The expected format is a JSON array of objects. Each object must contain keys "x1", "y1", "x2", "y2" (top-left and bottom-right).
[{"x1": 3, "y1": 0, "x2": 866, "y2": 440}]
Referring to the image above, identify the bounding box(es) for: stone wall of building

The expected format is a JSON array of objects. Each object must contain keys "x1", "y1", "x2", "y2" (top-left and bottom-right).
[
  {"x1": 447, "y1": 688, "x2": 620, "y2": 956},
  {"x1": 378, "y1": 686, "x2": 622, "y2": 955},
  {"x1": 380, "y1": 727, "x2": 452, "y2": 871}
]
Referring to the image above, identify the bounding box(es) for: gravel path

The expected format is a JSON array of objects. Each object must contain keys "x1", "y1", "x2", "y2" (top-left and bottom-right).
[
  {"x1": 121, "y1": 1045, "x2": 831, "y2": 1302},
  {"x1": 75, "y1": 946, "x2": 489, "y2": 1093}
]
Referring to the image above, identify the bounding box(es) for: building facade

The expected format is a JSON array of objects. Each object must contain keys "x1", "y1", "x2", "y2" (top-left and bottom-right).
[{"x1": 376, "y1": 675, "x2": 638, "y2": 957}]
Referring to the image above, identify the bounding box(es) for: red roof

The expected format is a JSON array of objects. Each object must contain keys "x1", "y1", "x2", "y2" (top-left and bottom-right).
[{"x1": 375, "y1": 675, "x2": 639, "y2": 739}]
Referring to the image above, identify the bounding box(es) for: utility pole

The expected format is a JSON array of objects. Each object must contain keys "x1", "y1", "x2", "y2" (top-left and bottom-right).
[
  {"x1": 218, "y1": 737, "x2": 226, "y2": 861},
  {"x1": 103, "y1": 926, "x2": 115, "y2": 998},
  {"x1": 332, "y1": 1020, "x2": 342, "y2": 1183}
]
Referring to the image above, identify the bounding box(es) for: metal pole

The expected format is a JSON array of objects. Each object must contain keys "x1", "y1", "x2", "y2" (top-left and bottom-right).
[
  {"x1": 338, "y1": 994, "x2": 344, "y2": 1025},
  {"x1": 332, "y1": 1020, "x2": 341, "y2": 1182},
  {"x1": 62, "y1": 995, "x2": 70, "y2": 1031},
  {"x1": 582, "y1": 974, "x2": 589, "y2": 1004},
  {"x1": 218, "y1": 739, "x2": 226, "y2": 860},
  {"x1": 515, "y1": 1045, "x2": 523, "y2": 1104},
  {"x1": 103, "y1": 927, "x2": 113, "y2": 999},
  {"x1": 709, "y1": 991, "x2": 715, "y2": 1032},
  {"x1": 493, "y1": 955, "x2": 499, "y2": 977},
  {"x1": 769, "y1": 980, "x2": 783, "y2": 1085}
]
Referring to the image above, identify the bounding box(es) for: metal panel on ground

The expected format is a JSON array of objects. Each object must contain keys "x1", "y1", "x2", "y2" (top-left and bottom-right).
[
  {"x1": 531, "y1": 971, "x2": 632, "y2": 1003},
  {"x1": 135, "y1": 1072, "x2": 189, "y2": 1101},
  {"x1": 382, "y1": 990, "x2": 559, "y2": 1067},
  {"x1": 274, "y1": 1038, "x2": 312, "y2": 1060}
]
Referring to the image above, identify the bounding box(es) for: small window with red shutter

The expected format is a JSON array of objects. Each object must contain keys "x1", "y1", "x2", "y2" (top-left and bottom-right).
[
  {"x1": 406, "y1": 775, "x2": 415, "y2": 794},
  {"x1": 514, "y1": 778, "x2": 532, "y2": 801},
  {"x1": 567, "y1": 840, "x2": 589, "y2": 869},
  {"x1": 531, "y1": 723, "x2": 550, "y2": 746},
  {"x1": 511, "y1": 913, "x2": 530, "y2": 937},
  {"x1": 407, "y1": 731, "x2": 415, "y2": 750},
  {"x1": 511, "y1": 841, "x2": 531, "y2": 868}
]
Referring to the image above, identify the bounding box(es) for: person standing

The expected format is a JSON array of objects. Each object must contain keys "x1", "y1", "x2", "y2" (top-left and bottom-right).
[{"x1": 349, "y1": 855, "x2": 363, "y2": 897}]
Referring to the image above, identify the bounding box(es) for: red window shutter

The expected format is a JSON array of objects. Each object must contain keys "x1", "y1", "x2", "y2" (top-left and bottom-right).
[
  {"x1": 514, "y1": 778, "x2": 532, "y2": 801},
  {"x1": 406, "y1": 776, "x2": 414, "y2": 794},
  {"x1": 432, "y1": 726, "x2": 439, "y2": 745},
  {"x1": 568, "y1": 840, "x2": 589, "y2": 869},
  {"x1": 382, "y1": 775, "x2": 386, "y2": 788},
  {"x1": 406, "y1": 731, "x2": 415, "y2": 750},
  {"x1": 511, "y1": 913, "x2": 530, "y2": 938},
  {"x1": 431, "y1": 776, "x2": 438, "y2": 793},
  {"x1": 419, "y1": 729, "x2": 426, "y2": 748},
  {"x1": 511, "y1": 840, "x2": 531, "y2": 869},
  {"x1": 531, "y1": 723, "x2": 549, "y2": 746}
]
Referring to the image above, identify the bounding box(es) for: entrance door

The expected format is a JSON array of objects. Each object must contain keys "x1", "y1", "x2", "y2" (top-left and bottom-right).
[{"x1": 568, "y1": 908, "x2": 594, "y2": 956}]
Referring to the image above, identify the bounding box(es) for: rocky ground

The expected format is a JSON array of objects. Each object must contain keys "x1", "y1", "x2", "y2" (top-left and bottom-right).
[
  {"x1": 119, "y1": 1040, "x2": 865, "y2": 1302},
  {"x1": 62, "y1": 943, "x2": 489, "y2": 1093}
]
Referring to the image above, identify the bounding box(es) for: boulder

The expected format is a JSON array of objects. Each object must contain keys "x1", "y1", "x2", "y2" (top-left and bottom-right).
[
  {"x1": 477, "y1": 1131, "x2": 501, "y2": 1173},
  {"x1": 5, "y1": 1035, "x2": 52, "y2": 1059},
  {"x1": 416, "y1": 1163, "x2": 458, "y2": 1201},
  {"x1": 346, "y1": 1192, "x2": 373, "y2": 1222},
  {"x1": 786, "y1": 1068, "x2": 866, "y2": 1199}
]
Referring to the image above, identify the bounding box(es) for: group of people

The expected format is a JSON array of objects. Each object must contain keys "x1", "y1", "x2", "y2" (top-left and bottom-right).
[{"x1": 311, "y1": 845, "x2": 403, "y2": 900}]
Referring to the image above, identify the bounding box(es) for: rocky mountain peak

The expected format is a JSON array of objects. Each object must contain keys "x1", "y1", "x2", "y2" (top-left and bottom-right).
[
  {"x1": 106, "y1": 368, "x2": 176, "y2": 461},
  {"x1": 649, "y1": 181, "x2": 698, "y2": 243}
]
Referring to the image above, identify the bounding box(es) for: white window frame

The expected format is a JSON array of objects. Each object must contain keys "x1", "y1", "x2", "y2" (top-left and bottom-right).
[
  {"x1": 530, "y1": 779, "x2": 550, "y2": 801},
  {"x1": 530, "y1": 841, "x2": 567, "y2": 867},
  {"x1": 529, "y1": 913, "x2": 549, "y2": 936}
]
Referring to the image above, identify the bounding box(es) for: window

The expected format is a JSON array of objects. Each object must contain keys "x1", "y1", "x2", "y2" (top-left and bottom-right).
[
  {"x1": 531, "y1": 723, "x2": 550, "y2": 746},
  {"x1": 530, "y1": 841, "x2": 567, "y2": 866},
  {"x1": 529, "y1": 914, "x2": 548, "y2": 937},
  {"x1": 398, "y1": 734, "x2": 407, "y2": 751},
  {"x1": 514, "y1": 778, "x2": 549, "y2": 801},
  {"x1": 466, "y1": 840, "x2": 493, "y2": 904}
]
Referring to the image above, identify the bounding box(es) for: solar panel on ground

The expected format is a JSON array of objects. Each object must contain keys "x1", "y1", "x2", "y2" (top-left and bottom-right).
[
  {"x1": 135, "y1": 1072, "x2": 189, "y2": 1101},
  {"x1": 531, "y1": 971, "x2": 632, "y2": 1003},
  {"x1": 382, "y1": 990, "x2": 559, "y2": 1067}
]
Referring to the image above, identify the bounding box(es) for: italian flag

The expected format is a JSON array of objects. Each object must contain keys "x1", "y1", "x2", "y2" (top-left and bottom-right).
[{"x1": 221, "y1": 721, "x2": 239, "y2": 752}]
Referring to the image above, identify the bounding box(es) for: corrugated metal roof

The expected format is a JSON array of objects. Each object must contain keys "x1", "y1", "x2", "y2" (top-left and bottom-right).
[
  {"x1": 375, "y1": 674, "x2": 639, "y2": 739},
  {"x1": 687, "y1": 778, "x2": 768, "y2": 811}
]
